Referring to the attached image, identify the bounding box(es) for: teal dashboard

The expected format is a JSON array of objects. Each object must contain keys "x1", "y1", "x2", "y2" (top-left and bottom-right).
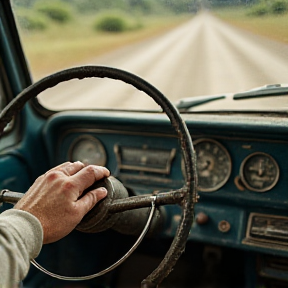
[{"x1": 43, "y1": 111, "x2": 288, "y2": 258}]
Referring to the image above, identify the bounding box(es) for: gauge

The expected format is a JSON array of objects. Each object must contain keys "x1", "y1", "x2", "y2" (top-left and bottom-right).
[
  {"x1": 69, "y1": 135, "x2": 106, "y2": 166},
  {"x1": 240, "y1": 152, "x2": 279, "y2": 192},
  {"x1": 194, "y1": 139, "x2": 232, "y2": 192}
]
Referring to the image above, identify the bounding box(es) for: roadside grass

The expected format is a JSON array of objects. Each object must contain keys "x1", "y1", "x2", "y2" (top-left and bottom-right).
[
  {"x1": 19, "y1": 14, "x2": 191, "y2": 80},
  {"x1": 214, "y1": 7, "x2": 288, "y2": 44}
]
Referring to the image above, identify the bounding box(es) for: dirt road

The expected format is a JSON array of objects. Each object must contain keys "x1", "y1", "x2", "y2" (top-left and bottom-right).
[{"x1": 39, "y1": 12, "x2": 288, "y2": 110}]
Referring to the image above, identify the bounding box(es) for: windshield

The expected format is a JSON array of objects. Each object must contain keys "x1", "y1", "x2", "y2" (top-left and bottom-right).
[{"x1": 11, "y1": 0, "x2": 288, "y2": 112}]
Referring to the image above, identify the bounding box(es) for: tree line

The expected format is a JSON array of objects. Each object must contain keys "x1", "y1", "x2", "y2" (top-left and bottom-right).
[{"x1": 13, "y1": 0, "x2": 198, "y2": 15}]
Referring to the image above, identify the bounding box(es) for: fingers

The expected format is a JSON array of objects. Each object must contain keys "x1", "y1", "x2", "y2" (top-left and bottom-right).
[
  {"x1": 77, "y1": 187, "x2": 108, "y2": 215},
  {"x1": 65, "y1": 161, "x2": 85, "y2": 176},
  {"x1": 48, "y1": 162, "x2": 71, "y2": 172},
  {"x1": 71, "y1": 165, "x2": 110, "y2": 194},
  {"x1": 48, "y1": 161, "x2": 85, "y2": 176}
]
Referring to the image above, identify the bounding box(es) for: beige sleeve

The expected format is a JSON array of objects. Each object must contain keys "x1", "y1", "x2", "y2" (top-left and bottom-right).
[{"x1": 0, "y1": 209, "x2": 43, "y2": 287}]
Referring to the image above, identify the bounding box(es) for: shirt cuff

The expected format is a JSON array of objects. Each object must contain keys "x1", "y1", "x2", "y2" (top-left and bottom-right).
[{"x1": 0, "y1": 209, "x2": 43, "y2": 259}]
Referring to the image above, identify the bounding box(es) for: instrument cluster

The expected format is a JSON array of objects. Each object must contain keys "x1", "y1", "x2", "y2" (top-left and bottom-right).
[
  {"x1": 192, "y1": 139, "x2": 279, "y2": 193},
  {"x1": 68, "y1": 134, "x2": 280, "y2": 194}
]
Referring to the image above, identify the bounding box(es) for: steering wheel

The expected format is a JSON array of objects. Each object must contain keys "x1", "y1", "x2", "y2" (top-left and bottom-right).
[{"x1": 0, "y1": 66, "x2": 198, "y2": 288}]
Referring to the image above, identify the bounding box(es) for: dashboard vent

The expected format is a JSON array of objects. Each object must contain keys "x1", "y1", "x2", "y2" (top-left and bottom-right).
[
  {"x1": 114, "y1": 145, "x2": 176, "y2": 174},
  {"x1": 258, "y1": 255, "x2": 288, "y2": 284},
  {"x1": 263, "y1": 257, "x2": 288, "y2": 272},
  {"x1": 243, "y1": 213, "x2": 288, "y2": 249}
]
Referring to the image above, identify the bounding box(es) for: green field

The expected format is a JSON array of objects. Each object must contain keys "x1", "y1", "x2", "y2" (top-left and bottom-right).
[
  {"x1": 17, "y1": 14, "x2": 191, "y2": 80},
  {"x1": 214, "y1": 7, "x2": 288, "y2": 44}
]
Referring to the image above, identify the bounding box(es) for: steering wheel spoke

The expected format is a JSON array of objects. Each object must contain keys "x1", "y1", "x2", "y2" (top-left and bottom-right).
[{"x1": 108, "y1": 187, "x2": 187, "y2": 213}]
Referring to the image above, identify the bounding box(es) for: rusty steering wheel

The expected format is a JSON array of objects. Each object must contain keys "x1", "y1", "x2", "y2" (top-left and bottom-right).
[{"x1": 0, "y1": 66, "x2": 198, "y2": 288}]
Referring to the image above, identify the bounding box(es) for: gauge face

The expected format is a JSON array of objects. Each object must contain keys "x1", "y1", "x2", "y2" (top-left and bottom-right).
[
  {"x1": 70, "y1": 136, "x2": 106, "y2": 166},
  {"x1": 240, "y1": 152, "x2": 279, "y2": 192},
  {"x1": 194, "y1": 139, "x2": 232, "y2": 192}
]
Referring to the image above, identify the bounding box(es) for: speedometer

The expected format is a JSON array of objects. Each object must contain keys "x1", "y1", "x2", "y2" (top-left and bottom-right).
[
  {"x1": 194, "y1": 139, "x2": 232, "y2": 192},
  {"x1": 69, "y1": 135, "x2": 107, "y2": 166}
]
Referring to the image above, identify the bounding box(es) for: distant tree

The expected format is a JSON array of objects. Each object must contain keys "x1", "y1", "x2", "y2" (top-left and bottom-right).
[
  {"x1": 271, "y1": 0, "x2": 288, "y2": 14},
  {"x1": 35, "y1": 1, "x2": 72, "y2": 23}
]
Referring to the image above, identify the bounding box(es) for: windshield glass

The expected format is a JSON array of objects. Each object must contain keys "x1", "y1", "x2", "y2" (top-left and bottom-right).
[{"x1": 11, "y1": 0, "x2": 288, "y2": 112}]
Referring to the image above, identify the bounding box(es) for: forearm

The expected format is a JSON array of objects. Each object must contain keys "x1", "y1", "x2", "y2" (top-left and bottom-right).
[{"x1": 0, "y1": 209, "x2": 43, "y2": 287}]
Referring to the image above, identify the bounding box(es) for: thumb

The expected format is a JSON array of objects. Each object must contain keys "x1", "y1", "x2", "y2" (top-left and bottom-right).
[{"x1": 77, "y1": 187, "x2": 108, "y2": 215}]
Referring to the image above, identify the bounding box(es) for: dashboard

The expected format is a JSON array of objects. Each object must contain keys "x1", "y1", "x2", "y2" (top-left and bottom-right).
[{"x1": 43, "y1": 110, "x2": 288, "y2": 259}]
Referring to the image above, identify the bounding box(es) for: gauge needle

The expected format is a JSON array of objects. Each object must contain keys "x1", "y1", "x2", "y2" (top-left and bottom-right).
[{"x1": 258, "y1": 160, "x2": 264, "y2": 176}]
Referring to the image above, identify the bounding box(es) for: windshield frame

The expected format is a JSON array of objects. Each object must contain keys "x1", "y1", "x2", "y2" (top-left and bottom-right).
[{"x1": 1, "y1": 0, "x2": 31, "y2": 92}]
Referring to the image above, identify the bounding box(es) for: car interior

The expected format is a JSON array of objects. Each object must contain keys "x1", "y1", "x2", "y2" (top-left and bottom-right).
[{"x1": 1, "y1": 0, "x2": 288, "y2": 287}]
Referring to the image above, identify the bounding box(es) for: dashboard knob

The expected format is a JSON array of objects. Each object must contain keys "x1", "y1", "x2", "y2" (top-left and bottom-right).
[
  {"x1": 196, "y1": 212, "x2": 209, "y2": 225},
  {"x1": 218, "y1": 220, "x2": 231, "y2": 233}
]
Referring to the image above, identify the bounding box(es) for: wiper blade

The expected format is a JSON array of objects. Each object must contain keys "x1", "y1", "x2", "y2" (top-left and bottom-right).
[
  {"x1": 176, "y1": 84, "x2": 288, "y2": 112},
  {"x1": 176, "y1": 95, "x2": 225, "y2": 111},
  {"x1": 233, "y1": 84, "x2": 288, "y2": 100}
]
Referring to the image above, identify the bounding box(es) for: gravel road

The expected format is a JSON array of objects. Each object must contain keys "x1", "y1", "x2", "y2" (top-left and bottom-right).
[{"x1": 39, "y1": 12, "x2": 288, "y2": 111}]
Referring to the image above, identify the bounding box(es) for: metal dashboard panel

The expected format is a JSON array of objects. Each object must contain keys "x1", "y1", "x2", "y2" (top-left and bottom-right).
[
  {"x1": 56, "y1": 128, "x2": 184, "y2": 192},
  {"x1": 43, "y1": 111, "x2": 288, "y2": 256}
]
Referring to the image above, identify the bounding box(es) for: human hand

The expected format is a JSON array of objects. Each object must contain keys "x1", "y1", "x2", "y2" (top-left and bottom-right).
[{"x1": 14, "y1": 162, "x2": 110, "y2": 244}]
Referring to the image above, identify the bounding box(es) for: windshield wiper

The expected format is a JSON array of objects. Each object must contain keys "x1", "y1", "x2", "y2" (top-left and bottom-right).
[
  {"x1": 176, "y1": 84, "x2": 288, "y2": 112},
  {"x1": 233, "y1": 84, "x2": 288, "y2": 100},
  {"x1": 176, "y1": 94, "x2": 226, "y2": 111}
]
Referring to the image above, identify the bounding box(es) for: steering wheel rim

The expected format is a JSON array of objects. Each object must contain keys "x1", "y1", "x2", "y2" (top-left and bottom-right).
[{"x1": 0, "y1": 65, "x2": 198, "y2": 287}]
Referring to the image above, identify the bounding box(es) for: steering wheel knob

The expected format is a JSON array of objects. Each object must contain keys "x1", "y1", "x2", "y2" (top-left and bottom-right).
[{"x1": 76, "y1": 176, "x2": 128, "y2": 233}]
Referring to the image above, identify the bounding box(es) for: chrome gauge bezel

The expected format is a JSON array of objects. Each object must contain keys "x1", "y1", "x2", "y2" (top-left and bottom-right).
[
  {"x1": 240, "y1": 152, "x2": 279, "y2": 192},
  {"x1": 193, "y1": 138, "x2": 232, "y2": 192},
  {"x1": 68, "y1": 135, "x2": 107, "y2": 166}
]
